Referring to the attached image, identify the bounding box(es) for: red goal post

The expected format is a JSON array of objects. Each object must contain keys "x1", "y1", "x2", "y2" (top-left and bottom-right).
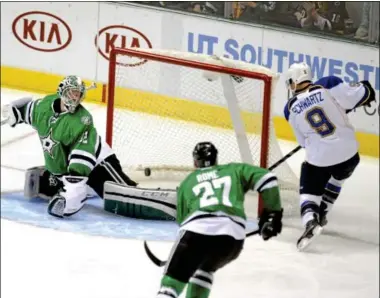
[{"x1": 105, "y1": 47, "x2": 295, "y2": 217}]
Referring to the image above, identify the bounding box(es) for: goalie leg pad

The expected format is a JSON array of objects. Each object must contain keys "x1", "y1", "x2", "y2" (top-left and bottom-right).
[
  {"x1": 104, "y1": 182, "x2": 176, "y2": 220},
  {"x1": 24, "y1": 166, "x2": 63, "y2": 200}
]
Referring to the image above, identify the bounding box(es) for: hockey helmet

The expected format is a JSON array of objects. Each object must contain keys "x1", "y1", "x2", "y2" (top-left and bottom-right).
[
  {"x1": 285, "y1": 63, "x2": 312, "y2": 95},
  {"x1": 57, "y1": 75, "x2": 86, "y2": 113},
  {"x1": 193, "y1": 142, "x2": 218, "y2": 168}
]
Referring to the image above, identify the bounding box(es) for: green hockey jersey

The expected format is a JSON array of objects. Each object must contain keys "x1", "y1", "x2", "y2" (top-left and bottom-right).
[
  {"x1": 17, "y1": 94, "x2": 111, "y2": 177},
  {"x1": 176, "y1": 163, "x2": 282, "y2": 239}
]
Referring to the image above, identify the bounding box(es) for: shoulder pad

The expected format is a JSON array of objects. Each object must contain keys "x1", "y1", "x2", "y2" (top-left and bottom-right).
[{"x1": 314, "y1": 76, "x2": 343, "y2": 89}]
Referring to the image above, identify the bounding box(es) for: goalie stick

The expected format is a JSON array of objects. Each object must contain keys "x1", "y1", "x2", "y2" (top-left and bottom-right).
[{"x1": 144, "y1": 145, "x2": 302, "y2": 267}]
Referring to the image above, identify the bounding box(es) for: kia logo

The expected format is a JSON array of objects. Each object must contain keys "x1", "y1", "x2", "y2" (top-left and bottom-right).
[
  {"x1": 95, "y1": 25, "x2": 152, "y2": 67},
  {"x1": 12, "y1": 11, "x2": 72, "y2": 52}
]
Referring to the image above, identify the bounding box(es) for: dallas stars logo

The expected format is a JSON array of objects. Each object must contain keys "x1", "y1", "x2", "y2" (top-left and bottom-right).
[{"x1": 40, "y1": 129, "x2": 58, "y2": 158}]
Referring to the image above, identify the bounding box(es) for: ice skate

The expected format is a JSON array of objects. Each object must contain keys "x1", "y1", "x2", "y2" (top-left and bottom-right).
[
  {"x1": 297, "y1": 216, "x2": 323, "y2": 251},
  {"x1": 319, "y1": 211, "x2": 328, "y2": 227}
]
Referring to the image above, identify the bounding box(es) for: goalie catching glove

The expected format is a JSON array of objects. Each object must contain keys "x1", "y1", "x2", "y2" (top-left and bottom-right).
[
  {"x1": 1, "y1": 97, "x2": 33, "y2": 127},
  {"x1": 258, "y1": 208, "x2": 283, "y2": 241}
]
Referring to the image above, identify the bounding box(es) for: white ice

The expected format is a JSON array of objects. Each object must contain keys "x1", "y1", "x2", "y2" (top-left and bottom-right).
[{"x1": 1, "y1": 88, "x2": 379, "y2": 298}]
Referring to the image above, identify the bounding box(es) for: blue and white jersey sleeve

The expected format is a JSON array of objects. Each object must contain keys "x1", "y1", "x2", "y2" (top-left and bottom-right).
[{"x1": 314, "y1": 76, "x2": 371, "y2": 110}]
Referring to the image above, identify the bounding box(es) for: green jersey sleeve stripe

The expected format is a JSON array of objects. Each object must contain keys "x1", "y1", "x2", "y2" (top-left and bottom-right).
[
  {"x1": 95, "y1": 135, "x2": 101, "y2": 158},
  {"x1": 257, "y1": 179, "x2": 278, "y2": 192},
  {"x1": 69, "y1": 158, "x2": 95, "y2": 171},
  {"x1": 24, "y1": 101, "x2": 35, "y2": 125},
  {"x1": 253, "y1": 172, "x2": 277, "y2": 192},
  {"x1": 69, "y1": 149, "x2": 96, "y2": 163},
  {"x1": 13, "y1": 107, "x2": 23, "y2": 124}
]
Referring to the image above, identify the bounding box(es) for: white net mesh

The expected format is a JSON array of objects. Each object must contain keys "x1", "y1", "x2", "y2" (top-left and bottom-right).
[{"x1": 109, "y1": 49, "x2": 298, "y2": 217}]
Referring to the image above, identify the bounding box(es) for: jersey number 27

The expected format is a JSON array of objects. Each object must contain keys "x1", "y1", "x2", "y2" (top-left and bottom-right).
[{"x1": 192, "y1": 176, "x2": 232, "y2": 208}]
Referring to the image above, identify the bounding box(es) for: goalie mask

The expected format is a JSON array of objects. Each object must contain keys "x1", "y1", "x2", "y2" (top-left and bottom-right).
[
  {"x1": 193, "y1": 142, "x2": 218, "y2": 168},
  {"x1": 285, "y1": 63, "x2": 312, "y2": 96},
  {"x1": 57, "y1": 75, "x2": 86, "y2": 113}
]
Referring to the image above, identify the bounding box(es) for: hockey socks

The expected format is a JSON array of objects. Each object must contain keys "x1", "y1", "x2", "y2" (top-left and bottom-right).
[
  {"x1": 157, "y1": 276, "x2": 185, "y2": 298},
  {"x1": 321, "y1": 177, "x2": 344, "y2": 214},
  {"x1": 157, "y1": 271, "x2": 213, "y2": 298},
  {"x1": 186, "y1": 270, "x2": 213, "y2": 298}
]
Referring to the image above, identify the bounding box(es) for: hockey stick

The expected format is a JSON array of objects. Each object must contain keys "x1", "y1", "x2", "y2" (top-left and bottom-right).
[
  {"x1": 267, "y1": 145, "x2": 302, "y2": 171},
  {"x1": 143, "y1": 145, "x2": 302, "y2": 267},
  {"x1": 86, "y1": 82, "x2": 97, "y2": 91}
]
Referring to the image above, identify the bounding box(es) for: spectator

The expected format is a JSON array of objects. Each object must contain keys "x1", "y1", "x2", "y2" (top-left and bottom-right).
[
  {"x1": 234, "y1": 2, "x2": 277, "y2": 23},
  {"x1": 294, "y1": 2, "x2": 354, "y2": 35},
  {"x1": 187, "y1": 2, "x2": 225, "y2": 16},
  {"x1": 317, "y1": 2, "x2": 355, "y2": 34},
  {"x1": 355, "y1": 2, "x2": 371, "y2": 40},
  {"x1": 297, "y1": 2, "x2": 332, "y2": 31},
  {"x1": 135, "y1": 1, "x2": 224, "y2": 17}
]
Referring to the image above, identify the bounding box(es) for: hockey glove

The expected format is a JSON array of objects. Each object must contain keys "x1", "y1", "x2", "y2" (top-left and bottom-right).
[
  {"x1": 258, "y1": 208, "x2": 283, "y2": 241},
  {"x1": 2, "y1": 97, "x2": 33, "y2": 127},
  {"x1": 360, "y1": 80, "x2": 376, "y2": 108},
  {"x1": 2, "y1": 104, "x2": 22, "y2": 127}
]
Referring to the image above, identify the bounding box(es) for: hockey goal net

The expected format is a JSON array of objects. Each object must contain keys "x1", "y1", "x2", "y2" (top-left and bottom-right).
[{"x1": 106, "y1": 48, "x2": 298, "y2": 217}]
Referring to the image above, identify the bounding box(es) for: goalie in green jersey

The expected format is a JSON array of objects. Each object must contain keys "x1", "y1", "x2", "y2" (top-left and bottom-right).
[
  {"x1": 156, "y1": 142, "x2": 283, "y2": 298},
  {"x1": 2, "y1": 75, "x2": 138, "y2": 218}
]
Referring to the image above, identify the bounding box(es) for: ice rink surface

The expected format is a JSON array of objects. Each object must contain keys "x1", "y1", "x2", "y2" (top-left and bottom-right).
[{"x1": 1, "y1": 88, "x2": 379, "y2": 298}]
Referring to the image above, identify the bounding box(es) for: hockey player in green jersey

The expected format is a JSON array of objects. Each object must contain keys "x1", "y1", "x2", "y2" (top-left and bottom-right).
[
  {"x1": 2, "y1": 75, "x2": 137, "y2": 218},
  {"x1": 156, "y1": 142, "x2": 283, "y2": 298}
]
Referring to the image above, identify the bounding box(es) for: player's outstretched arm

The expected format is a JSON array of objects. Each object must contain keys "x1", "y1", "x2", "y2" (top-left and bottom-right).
[
  {"x1": 315, "y1": 76, "x2": 376, "y2": 112},
  {"x1": 1, "y1": 97, "x2": 35, "y2": 127}
]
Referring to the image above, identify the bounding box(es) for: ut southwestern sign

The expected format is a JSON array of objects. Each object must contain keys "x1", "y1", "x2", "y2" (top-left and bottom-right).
[{"x1": 187, "y1": 32, "x2": 379, "y2": 92}]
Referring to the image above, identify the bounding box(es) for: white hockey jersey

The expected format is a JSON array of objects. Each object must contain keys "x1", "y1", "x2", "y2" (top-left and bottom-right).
[{"x1": 284, "y1": 76, "x2": 371, "y2": 167}]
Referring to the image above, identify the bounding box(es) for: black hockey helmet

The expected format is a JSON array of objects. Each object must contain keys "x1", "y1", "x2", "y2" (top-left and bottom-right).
[{"x1": 193, "y1": 142, "x2": 218, "y2": 168}]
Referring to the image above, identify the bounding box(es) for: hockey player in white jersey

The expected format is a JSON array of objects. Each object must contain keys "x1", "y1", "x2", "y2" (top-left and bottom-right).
[{"x1": 283, "y1": 62, "x2": 376, "y2": 250}]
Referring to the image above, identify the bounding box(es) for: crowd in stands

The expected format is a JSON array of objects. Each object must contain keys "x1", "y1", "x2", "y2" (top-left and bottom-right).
[{"x1": 134, "y1": 1, "x2": 379, "y2": 45}]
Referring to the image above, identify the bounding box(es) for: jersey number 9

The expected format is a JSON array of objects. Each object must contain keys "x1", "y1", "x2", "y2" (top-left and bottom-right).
[
  {"x1": 306, "y1": 107, "x2": 336, "y2": 137},
  {"x1": 192, "y1": 176, "x2": 232, "y2": 208}
]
